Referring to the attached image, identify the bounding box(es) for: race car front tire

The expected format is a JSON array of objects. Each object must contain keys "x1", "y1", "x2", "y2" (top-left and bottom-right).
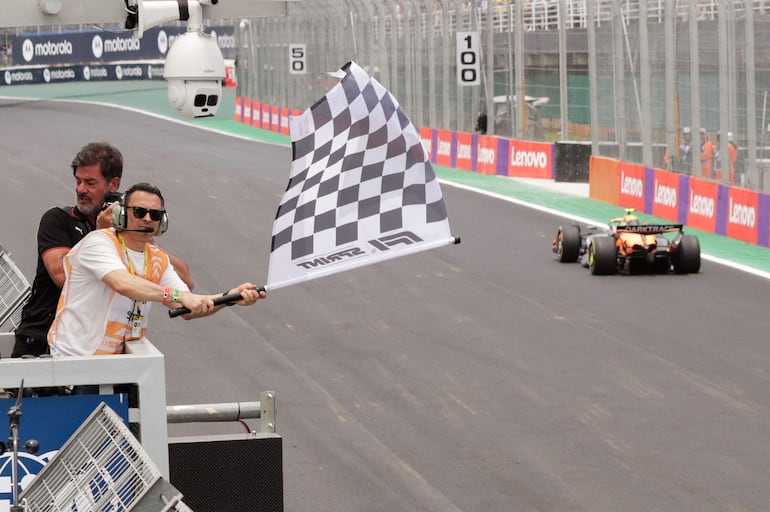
[
  {"x1": 557, "y1": 225, "x2": 581, "y2": 263},
  {"x1": 589, "y1": 237, "x2": 617, "y2": 275}
]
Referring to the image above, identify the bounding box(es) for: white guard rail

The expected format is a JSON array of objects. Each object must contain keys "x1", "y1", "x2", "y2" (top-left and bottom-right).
[{"x1": 0, "y1": 332, "x2": 170, "y2": 477}]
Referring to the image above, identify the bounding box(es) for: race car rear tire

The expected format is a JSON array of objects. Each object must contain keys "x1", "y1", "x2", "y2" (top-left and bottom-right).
[
  {"x1": 673, "y1": 234, "x2": 701, "y2": 274},
  {"x1": 557, "y1": 225, "x2": 581, "y2": 263},
  {"x1": 589, "y1": 237, "x2": 617, "y2": 275}
]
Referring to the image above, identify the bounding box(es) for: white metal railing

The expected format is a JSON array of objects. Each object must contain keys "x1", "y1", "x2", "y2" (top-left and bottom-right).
[{"x1": 0, "y1": 333, "x2": 170, "y2": 476}]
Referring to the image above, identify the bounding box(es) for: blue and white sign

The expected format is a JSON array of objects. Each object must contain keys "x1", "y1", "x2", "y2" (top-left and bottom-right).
[
  {"x1": 0, "y1": 395, "x2": 129, "y2": 510},
  {"x1": 11, "y1": 26, "x2": 236, "y2": 66}
]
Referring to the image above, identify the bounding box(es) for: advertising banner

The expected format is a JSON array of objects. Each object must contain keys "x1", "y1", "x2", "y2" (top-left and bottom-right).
[
  {"x1": 476, "y1": 134, "x2": 498, "y2": 175},
  {"x1": 722, "y1": 186, "x2": 759, "y2": 244},
  {"x1": 455, "y1": 132, "x2": 473, "y2": 171},
  {"x1": 261, "y1": 103, "x2": 271, "y2": 131},
  {"x1": 251, "y1": 100, "x2": 262, "y2": 128},
  {"x1": 617, "y1": 161, "x2": 645, "y2": 211},
  {"x1": 418, "y1": 127, "x2": 434, "y2": 161},
  {"x1": 435, "y1": 129, "x2": 453, "y2": 168},
  {"x1": 280, "y1": 108, "x2": 290, "y2": 135},
  {"x1": 11, "y1": 27, "x2": 236, "y2": 66},
  {"x1": 686, "y1": 177, "x2": 719, "y2": 232},
  {"x1": 271, "y1": 106, "x2": 280, "y2": 133},
  {"x1": 648, "y1": 167, "x2": 682, "y2": 223},
  {"x1": 507, "y1": 139, "x2": 553, "y2": 179},
  {"x1": 1, "y1": 63, "x2": 162, "y2": 87},
  {"x1": 234, "y1": 96, "x2": 243, "y2": 122},
  {"x1": 243, "y1": 98, "x2": 252, "y2": 126}
]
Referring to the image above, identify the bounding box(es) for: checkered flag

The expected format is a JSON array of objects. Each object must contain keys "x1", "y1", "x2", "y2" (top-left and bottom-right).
[{"x1": 266, "y1": 61, "x2": 459, "y2": 290}]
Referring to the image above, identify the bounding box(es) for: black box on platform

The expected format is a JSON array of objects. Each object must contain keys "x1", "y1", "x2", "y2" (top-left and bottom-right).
[{"x1": 169, "y1": 432, "x2": 283, "y2": 512}]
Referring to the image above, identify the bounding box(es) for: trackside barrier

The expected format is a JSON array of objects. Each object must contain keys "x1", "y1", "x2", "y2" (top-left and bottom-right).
[
  {"x1": 235, "y1": 96, "x2": 554, "y2": 179},
  {"x1": 588, "y1": 156, "x2": 770, "y2": 248}
]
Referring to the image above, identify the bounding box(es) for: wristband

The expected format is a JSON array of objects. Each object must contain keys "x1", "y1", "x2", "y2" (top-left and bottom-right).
[
  {"x1": 171, "y1": 289, "x2": 181, "y2": 304},
  {"x1": 223, "y1": 291, "x2": 235, "y2": 306},
  {"x1": 161, "y1": 287, "x2": 171, "y2": 305}
]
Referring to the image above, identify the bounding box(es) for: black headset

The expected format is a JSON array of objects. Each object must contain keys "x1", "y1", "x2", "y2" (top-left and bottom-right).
[{"x1": 112, "y1": 203, "x2": 169, "y2": 236}]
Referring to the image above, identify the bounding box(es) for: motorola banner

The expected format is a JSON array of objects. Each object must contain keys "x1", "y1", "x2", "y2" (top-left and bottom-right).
[
  {"x1": 1, "y1": 62, "x2": 167, "y2": 86},
  {"x1": 11, "y1": 26, "x2": 236, "y2": 66}
]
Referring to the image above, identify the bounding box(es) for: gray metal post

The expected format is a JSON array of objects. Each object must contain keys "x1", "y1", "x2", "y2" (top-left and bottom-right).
[
  {"x1": 639, "y1": 0, "x2": 653, "y2": 166},
  {"x1": 689, "y1": 0, "x2": 702, "y2": 178},
  {"x1": 588, "y1": 0, "x2": 599, "y2": 155},
  {"x1": 744, "y1": 0, "x2": 759, "y2": 189},
  {"x1": 664, "y1": 0, "x2": 676, "y2": 171},
  {"x1": 612, "y1": 0, "x2": 626, "y2": 160},
  {"x1": 558, "y1": 0, "x2": 568, "y2": 140}
]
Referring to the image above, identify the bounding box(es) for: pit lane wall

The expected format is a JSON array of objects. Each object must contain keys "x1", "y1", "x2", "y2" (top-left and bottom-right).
[
  {"x1": 234, "y1": 97, "x2": 554, "y2": 179},
  {"x1": 589, "y1": 156, "x2": 770, "y2": 248}
]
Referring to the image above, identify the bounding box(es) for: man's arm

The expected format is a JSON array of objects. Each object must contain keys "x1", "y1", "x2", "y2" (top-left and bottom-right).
[
  {"x1": 41, "y1": 246, "x2": 72, "y2": 288},
  {"x1": 101, "y1": 269, "x2": 261, "y2": 318},
  {"x1": 167, "y1": 253, "x2": 195, "y2": 290}
]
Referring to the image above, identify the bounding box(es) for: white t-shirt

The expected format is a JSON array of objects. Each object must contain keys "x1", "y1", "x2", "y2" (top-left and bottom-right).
[{"x1": 48, "y1": 229, "x2": 189, "y2": 357}]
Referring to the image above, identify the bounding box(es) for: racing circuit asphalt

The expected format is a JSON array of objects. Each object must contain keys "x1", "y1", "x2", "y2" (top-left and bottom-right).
[{"x1": 2, "y1": 84, "x2": 770, "y2": 512}]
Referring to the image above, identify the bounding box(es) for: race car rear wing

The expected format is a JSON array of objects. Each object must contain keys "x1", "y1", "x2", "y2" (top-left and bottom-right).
[{"x1": 616, "y1": 224, "x2": 683, "y2": 234}]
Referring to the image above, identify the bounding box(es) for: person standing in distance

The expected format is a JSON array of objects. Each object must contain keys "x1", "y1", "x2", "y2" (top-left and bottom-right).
[
  {"x1": 47, "y1": 182, "x2": 265, "y2": 358},
  {"x1": 12, "y1": 142, "x2": 194, "y2": 358}
]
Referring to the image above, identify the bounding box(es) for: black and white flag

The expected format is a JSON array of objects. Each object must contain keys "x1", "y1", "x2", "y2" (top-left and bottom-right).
[{"x1": 266, "y1": 61, "x2": 459, "y2": 291}]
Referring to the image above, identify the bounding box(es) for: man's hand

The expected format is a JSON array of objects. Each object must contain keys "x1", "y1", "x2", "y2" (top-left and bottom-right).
[
  {"x1": 178, "y1": 291, "x2": 215, "y2": 317},
  {"x1": 96, "y1": 202, "x2": 118, "y2": 229},
  {"x1": 224, "y1": 283, "x2": 266, "y2": 306}
]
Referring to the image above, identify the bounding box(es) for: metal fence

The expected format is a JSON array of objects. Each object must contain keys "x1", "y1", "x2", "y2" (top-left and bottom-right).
[{"x1": 236, "y1": 0, "x2": 770, "y2": 192}]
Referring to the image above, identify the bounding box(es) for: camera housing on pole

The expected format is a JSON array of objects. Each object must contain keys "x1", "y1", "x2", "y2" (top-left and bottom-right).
[{"x1": 131, "y1": 0, "x2": 226, "y2": 118}]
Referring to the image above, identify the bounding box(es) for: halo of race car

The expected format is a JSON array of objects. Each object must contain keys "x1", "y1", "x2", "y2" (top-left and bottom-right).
[{"x1": 552, "y1": 209, "x2": 701, "y2": 275}]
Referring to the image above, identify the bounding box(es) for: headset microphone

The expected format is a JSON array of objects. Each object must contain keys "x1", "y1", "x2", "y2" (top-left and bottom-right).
[{"x1": 119, "y1": 227, "x2": 155, "y2": 233}]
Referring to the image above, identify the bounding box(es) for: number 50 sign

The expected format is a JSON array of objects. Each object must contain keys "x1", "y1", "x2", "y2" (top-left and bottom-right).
[
  {"x1": 456, "y1": 32, "x2": 480, "y2": 86},
  {"x1": 289, "y1": 44, "x2": 307, "y2": 75}
]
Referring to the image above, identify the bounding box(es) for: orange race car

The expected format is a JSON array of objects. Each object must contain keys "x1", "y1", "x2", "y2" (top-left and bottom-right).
[{"x1": 552, "y1": 209, "x2": 701, "y2": 275}]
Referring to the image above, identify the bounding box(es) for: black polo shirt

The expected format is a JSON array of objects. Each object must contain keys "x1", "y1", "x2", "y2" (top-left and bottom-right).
[{"x1": 15, "y1": 206, "x2": 94, "y2": 344}]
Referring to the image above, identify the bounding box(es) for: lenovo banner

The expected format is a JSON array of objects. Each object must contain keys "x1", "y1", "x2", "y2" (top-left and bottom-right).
[
  {"x1": 647, "y1": 168, "x2": 685, "y2": 223},
  {"x1": 721, "y1": 186, "x2": 759, "y2": 244},
  {"x1": 435, "y1": 130, "x2": 453, "y2": 168},
  {"x1": 617, "y1": 161, "x2": 645, "y2": 211},
  {"x1": 686, "y1": 178, "x2": 719, "y2": 232},
  {"x1": 455, "y1": 132, "x2": 474, "y2": 171},
  {"x1": 507, "y1": 140, "x2": 553, "y2": 179}
]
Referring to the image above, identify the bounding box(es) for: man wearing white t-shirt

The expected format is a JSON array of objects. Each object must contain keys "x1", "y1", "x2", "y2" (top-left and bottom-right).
[{"x1": 48, "y1": 182, "x2": 265, "y2": 357}]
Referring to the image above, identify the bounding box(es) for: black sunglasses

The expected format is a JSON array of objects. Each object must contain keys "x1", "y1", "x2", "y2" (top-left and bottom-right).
[{"x1": 129, "y1": 206, "x2": 165, "y2": 221}]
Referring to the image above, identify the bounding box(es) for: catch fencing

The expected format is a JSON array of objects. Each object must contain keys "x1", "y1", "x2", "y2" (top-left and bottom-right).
[{"x1": 235, "y1": 0, "x2": 770, "y2": 192}]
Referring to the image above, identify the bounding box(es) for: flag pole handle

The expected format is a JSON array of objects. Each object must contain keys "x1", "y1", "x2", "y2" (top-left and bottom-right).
[{"x1": 168, "y1": 286, "x2": 266, "y2": 318}]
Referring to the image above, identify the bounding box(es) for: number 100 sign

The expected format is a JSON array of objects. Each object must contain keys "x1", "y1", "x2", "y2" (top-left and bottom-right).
[{"x1": 456, "y1": 31, "x2": 480, "y2": 86}]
